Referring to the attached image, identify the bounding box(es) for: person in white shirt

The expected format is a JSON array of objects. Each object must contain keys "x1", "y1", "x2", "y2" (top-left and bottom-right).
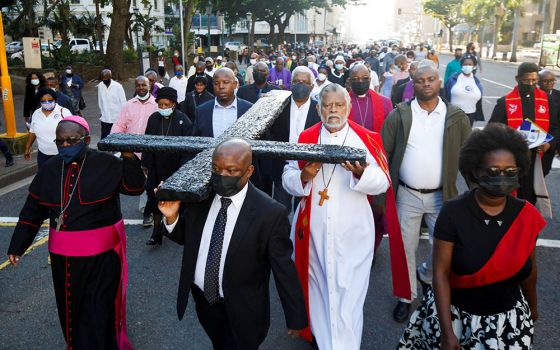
[
  {"x1": 310, "y1": 65, "x2": 333, "y2": 102},
  {"x1": 25, "y1": 88, "x2": 72, "y2": 168},
  {"x1": 381, "y1": 65, "x2": 471, "y2": 323},
  {"x1": 365, "y1": 62, "x2": 380, "y2": 92},
  {"x1": 98, "y1": 69, "x2": 127, "y2": 139},
  {"x1": 444, "y1": 56, "x2": 484, "y2": 126},
  {"x1": 205, "y1": 57, "x2": 216, "y2": 77},
  {"x1": 168, "y1": 65, "x2": 189, "y2": 104}
]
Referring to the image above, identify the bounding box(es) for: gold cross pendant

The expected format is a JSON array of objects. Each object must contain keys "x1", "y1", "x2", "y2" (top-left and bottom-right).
[{"x1": 318, "y1": 188, "x2": 330, "y2": 206}]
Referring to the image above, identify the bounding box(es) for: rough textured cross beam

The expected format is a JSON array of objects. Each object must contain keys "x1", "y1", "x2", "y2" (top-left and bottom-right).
[{"x1": 98, "y1": 90, "x2": 367, "y2": 202}]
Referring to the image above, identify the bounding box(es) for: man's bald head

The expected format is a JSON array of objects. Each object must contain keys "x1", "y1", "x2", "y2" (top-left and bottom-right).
[
  {"x1": 213, "y1": 67, "x2": 236, "y2": 81},
  {"x1": 212, "y1": 138, "x2": 254, "y2": 192},
  {"x1": 538, "y1": 69, "x2": 556, "y2": 93},
  {"x1": 349, "y1": 63, "x2": 370, "y2": 78}
]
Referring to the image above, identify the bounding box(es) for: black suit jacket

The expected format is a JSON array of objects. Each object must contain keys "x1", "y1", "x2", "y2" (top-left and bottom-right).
[
  {"x1": 169, "y1": 183, "x2": 307, "y2": 349},
  {"x1": 192, "y1": 97, "x2": 253, "y2": 137},
  {"x1": 236, "y1": 83, "x2": 280, "y2": 104},
  {"x1": 266, "y1": 98, "x2": 321, "y2": 180}
]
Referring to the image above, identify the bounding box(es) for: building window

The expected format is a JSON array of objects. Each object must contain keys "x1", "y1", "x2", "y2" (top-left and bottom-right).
[
  {"x1": 70, "y1": 0, "x2": 80, "y2": 4},
  {"x1": 154, "y1": 0, "x2": 157, "y2": 10}
]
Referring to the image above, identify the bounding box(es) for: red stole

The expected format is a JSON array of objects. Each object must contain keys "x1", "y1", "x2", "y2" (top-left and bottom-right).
[
  {"x1": 294, "y1": 120, "x2": 411, "y2": 342},
  {"x1": 505, "y1": 86, "x2": 550, "y2": 132},
  {"x1": 348, "y1": 90, "x2": 386, "y2": 133},
  {"x1": 450, "y1": 202, "x2": 545, "y2": 289}
]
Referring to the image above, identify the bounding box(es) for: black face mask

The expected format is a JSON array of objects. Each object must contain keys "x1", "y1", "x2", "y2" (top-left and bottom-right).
[
  {"x1": 291, "y1": 83, "x2": 312, "y2": 100},
  {"x1": 102, "y1": 79, "x2": 111, "y2": 87},
  {"x1": 518, "y1": 83, "x2": 534, "y2": 96},
  {"x1": 253, "y1": 71, "x2": 267, "y2": 85},
  {"x1": 351, "y1": 80, "x2": 370, "y2": 95},
  {"x1": 210, "y1": 172, "x2": 245, "y2": 197},
  {"x1": 478, "y1": 175, "x2": 519, "y2": 197}
]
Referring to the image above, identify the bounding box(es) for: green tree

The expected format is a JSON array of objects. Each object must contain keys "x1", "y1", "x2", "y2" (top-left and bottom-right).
[
  {"x1": 45, "y1": 1, "x2": 73, "y2": 44},
  {"x1": 131, "y1": 5, "x2": 164, "y2": 48},
  {"x1": 423, "y1": 0, "x2": 463, "y2": 51},
  {"x1": 4, "y1": 0, "x2": 60, "y2": 39}
]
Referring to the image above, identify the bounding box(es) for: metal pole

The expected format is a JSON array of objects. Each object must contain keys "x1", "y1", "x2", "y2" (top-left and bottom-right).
[
  {"x1": 179, "y1": 0, "x2": 185, "y2": 67},
  {"x1": 207, "y1": 12, "x2": 211, "y2": 53},
  {"x1": 0, "y1": 13, "x2": 17, "y2": 138}
]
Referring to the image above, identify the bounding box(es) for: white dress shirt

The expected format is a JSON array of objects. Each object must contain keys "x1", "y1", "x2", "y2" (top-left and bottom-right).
[
  {"x1": 98, "y1": 80, "x2": 127, "y2": 123},
  {"x1": 212, "y1": 98, "x2": 238, "y2": 137},
  {"x1": 399, "y1": 97, "x2": 446, "y2": 189},
  {"x1": 168, "y1": 76, "x2": 189, "y2": 103},
  {"x1": 165, "y1": 183, "x2": 249, "y2": 297},
  {"x1": 289, "y1": 98, "x2": 311, "y2": 143}
]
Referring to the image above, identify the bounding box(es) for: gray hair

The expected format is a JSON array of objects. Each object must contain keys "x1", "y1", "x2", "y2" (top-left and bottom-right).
[
  {"x1": 137, "y1": 75, "x2": 150, "y2": 83},
  {"x1": 317, "y1": 83, "x2": 351, "y2": 112},
  {"x1": 292, "y1": 66, "x2": 315, "y2": 84},
  {"x1": 144, "y1": 71, "x2": 157, "y2": 79},
  {"x1": 417, "y1": 59, "x2": 437, "y2": 70}
]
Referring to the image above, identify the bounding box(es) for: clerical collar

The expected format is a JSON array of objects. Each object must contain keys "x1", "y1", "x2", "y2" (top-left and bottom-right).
[{"x1": 357, "y1": 93, "x2": 367, "y2": 98}]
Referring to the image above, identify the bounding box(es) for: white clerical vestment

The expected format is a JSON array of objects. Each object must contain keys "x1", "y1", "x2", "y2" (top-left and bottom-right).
[{"x1": 282, "y1": 123, "x2": 389, "y2": 350}]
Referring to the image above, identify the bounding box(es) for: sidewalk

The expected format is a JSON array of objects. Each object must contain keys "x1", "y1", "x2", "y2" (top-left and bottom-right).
[{"x1": 0, "y1": 78, "x2": 138, "y2": 189}]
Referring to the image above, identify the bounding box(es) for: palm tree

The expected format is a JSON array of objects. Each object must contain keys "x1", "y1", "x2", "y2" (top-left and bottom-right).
[{"x1": 46, "y1": 1, "x2": 73, "y2": 44}]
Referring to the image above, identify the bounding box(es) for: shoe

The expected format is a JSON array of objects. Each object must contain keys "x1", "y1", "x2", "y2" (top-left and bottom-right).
[
  {"x1": 145, "y1": 229, "x2": 162, "y2": 245},
  {"x1": 393, "y1": 301, "x2": 411, "y2": 323},
  {"x1": 417, "y1": 268, "x2": 431, "y2": 296},
  {"x1": 5, "y1": 157, "x2": 14, "y2": 167},
  {"x1": 142, "y1": 214, "x2": 154, "y2": 227}
]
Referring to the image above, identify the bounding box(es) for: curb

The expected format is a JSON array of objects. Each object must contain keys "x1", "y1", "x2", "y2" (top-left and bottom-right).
[{"x1": 0, "y1": 160, "x2": 37, "y2": 189}]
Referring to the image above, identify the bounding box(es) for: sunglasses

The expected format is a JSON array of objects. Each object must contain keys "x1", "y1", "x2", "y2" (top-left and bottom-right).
[
  {"x1": 482, "y1": 167, "x2": 520, "y2": 177},
  {"x1": 40, "y1": 100, "x2": 55, "y2": 104},
  {"x1": 53, "y1": 136, "x2": 87, "y2": 146}
]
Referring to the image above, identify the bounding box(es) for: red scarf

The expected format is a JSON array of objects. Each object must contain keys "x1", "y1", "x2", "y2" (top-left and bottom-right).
[
  {"x1": 450, "y1": 202, "x2": 545, "y2": 289},
  {"x1": 505, "y1": 86, "x2": 550, "y2": 132},
  {"x1": 294, "y1": 120, "x2": 411, "y2": 342},
  {"x1": 348, "y1": 90, "x2": 386, "y2": 133}
]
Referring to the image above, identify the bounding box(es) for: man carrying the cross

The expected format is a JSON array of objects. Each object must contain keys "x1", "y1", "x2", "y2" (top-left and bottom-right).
[{"x1": 282, "y1": 83, "x2": 410, "y2": 350}]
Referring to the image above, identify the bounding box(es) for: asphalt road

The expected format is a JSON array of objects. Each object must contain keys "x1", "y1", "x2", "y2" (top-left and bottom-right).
[{"x1": 1, "y1": 57, "x2": 559, "y2": 349}]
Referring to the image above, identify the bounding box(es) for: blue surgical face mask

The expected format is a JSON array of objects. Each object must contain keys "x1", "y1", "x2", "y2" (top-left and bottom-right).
[
  {"x1": 57, "y1": 141, "x2": 87, "y2": 164},
  {"x1": 159, "y1": 107, "x2": 173, "y2": 117},
  {"x1": 462, "y1": 65, "x2": 474, "y2": 75},
  {"x1": 175, "y1": 71, "x2": 184, "y2": 77},
  {"x1": 335, "y1": 63, "x2": 344, "y2": 70}
]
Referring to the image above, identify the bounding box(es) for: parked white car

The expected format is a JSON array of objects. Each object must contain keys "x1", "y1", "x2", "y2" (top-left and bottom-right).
[
  {"x1": 6, "y1": 41, "x2": 23, "y2": 54},
  {"x1": 225, "y1": 41, "x2": 243, "y2": 51},
  {"x1": 53, "y1": 38, "x2": 91, "y2": 53}
]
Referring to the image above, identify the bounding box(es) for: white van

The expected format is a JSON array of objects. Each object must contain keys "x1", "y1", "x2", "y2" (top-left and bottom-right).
[{"x1": 53, "y1": 38, "x2": 91, "y2": 53}]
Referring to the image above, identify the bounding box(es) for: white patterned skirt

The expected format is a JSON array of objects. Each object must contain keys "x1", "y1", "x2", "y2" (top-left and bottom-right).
[{"x1": 397, "y1": 288, "x2": 534, "y2": 350}]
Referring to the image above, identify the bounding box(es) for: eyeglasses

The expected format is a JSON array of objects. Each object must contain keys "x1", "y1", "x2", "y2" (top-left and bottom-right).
[
  {"x1": 482, "y1": 167, "x2": 520, "y2": 177},
  {"x1": 40, "y1": 100, "x2": 55, "y2": 104},
  {"x1": 53, "y1": 136, "x2": 87, "y2": 146}
]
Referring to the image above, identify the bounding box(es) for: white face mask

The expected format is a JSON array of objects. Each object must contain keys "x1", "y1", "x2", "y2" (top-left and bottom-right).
[
  {"x1": 250, "y1": 59, "x2": 256, "y2": 65},
  {"x1": 334, "y1": 63, "x2": 344, "y2": 70},
  {"x1": 31, "y1": 79, "x2": 40, "y2": 86},
  {"x1": 317, "y1": 73, "x2": 327, "y2": 82},
  {"x1": 137, "y1": 93, "x2": 150, "y2": 101},
  {"x1": 462, "y1": 65, "x2": 474, "y2": 75}
]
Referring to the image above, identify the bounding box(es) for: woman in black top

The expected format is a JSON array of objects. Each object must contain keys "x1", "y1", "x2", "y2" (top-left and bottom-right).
[
  {"x1": 23, "y1": 71, "x2": 46, "y2": 124},
  {"x1": 398, "y1": 123, "x2": 544, "y2": 350}
]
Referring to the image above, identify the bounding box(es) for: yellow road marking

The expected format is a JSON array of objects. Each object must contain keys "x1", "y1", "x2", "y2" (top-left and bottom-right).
[{"x1": 0, "y1": 235, "x2": 49, "y2": 271}]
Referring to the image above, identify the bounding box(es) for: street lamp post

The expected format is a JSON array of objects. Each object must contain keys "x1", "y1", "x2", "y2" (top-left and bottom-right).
[
  {"x1": 246, "y1": 12, "x2": 252, "y2": 50},
  {"x1": 206, "y1": 5, "x2": 212, "y2": 55},
  {"x1": 133, "y1": 7, "x2": 143, "y2": 75}
]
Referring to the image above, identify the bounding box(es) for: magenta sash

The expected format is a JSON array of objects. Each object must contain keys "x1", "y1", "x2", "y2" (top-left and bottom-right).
[{"x1": 49, "y1": 220, "x2": 132, "y2": 350}]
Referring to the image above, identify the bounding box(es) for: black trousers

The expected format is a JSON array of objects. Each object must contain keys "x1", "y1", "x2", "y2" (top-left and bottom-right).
[
  {"x1": 100, "y1": 122, "x2": 113, "y2": 140},
  {"x1": 191, "y1": 285, "x2": 241, "y2": 350}
]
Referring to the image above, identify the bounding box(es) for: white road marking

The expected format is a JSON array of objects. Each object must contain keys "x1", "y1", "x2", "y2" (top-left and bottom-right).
[
  {"x1": 481, "y1": 78, "x2": 513, "y2": 90},
  {"x1": 0, "y1": 176, "x2": 34, "y2": 196}
]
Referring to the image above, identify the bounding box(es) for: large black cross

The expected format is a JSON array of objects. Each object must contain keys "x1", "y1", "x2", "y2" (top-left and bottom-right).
[{"x1": 98, "y1": 90, "x2": 366, "y2": 202}]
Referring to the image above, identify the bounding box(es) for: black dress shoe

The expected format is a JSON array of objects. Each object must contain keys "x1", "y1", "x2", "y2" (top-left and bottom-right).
[
  {"x1": 416, "y1": 268, "x2": 431, "y2": 296},
  {"x1": 393, "y1": 301, "x2": 411, "y2": 323},
  {"x1": 145, "y1": 230, "x2": 162, "y2": 245}
]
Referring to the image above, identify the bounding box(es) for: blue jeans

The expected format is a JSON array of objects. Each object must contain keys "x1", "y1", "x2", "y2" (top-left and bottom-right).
[{"x1": 396, "y1": 186, "x2": 443, "y2": 302}]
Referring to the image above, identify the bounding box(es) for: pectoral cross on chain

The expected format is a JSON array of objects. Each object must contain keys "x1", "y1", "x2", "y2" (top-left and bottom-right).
[{"x1": 318, "y1": 188, "x2": 330, "y2": 206}]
